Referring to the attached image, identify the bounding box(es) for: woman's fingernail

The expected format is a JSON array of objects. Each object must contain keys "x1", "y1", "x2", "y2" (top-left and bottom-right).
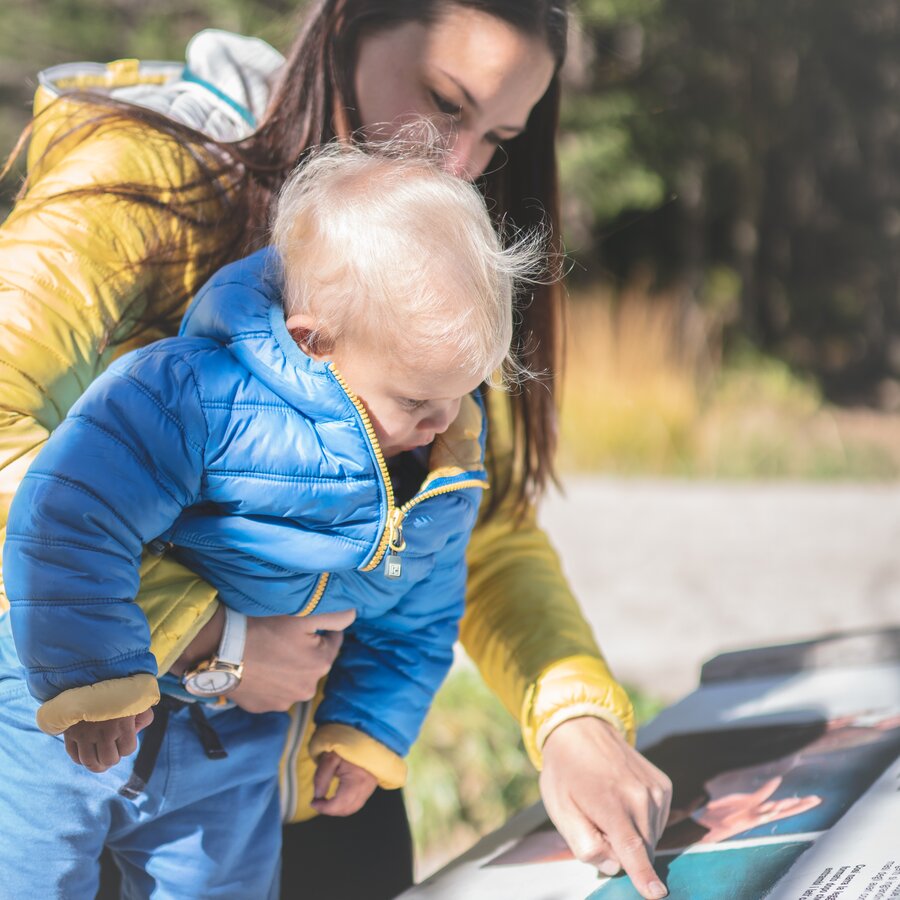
[
  {"x1": 648, "y1": 880, "x2": 668, "y2": 899},
  {"x1": 598, "y1": 860, "x2": 620, "y2": 876}
]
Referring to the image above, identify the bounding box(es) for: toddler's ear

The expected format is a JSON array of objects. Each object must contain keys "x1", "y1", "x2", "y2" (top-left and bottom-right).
[{"x1": 285, "y1": 313, "x2": 331, "y2": 359}]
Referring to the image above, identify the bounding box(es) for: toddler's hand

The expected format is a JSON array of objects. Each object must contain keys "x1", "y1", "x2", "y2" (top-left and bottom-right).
[
  {"x1": 63, "y1": 709, "x2": 155, "y2": 773},
  {"x1": 311, "y1": 750, "x2": 378, "y2": 817}
]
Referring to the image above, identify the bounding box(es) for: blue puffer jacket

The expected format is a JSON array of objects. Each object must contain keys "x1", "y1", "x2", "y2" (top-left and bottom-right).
[{"x1": 3, "y1": 247, "x2": 487, "y2": 779}]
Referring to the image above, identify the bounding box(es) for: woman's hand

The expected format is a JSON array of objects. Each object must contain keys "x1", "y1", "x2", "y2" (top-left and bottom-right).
[
  {"x1": 171, "y1": 606, "x2": 356, "y2": 713},
  {"x1": 232, "y1": 610, "x2": 356, "y2": 712},
  {"x1": 539, "y1": 716, "x2": 672, "y2": 900}
]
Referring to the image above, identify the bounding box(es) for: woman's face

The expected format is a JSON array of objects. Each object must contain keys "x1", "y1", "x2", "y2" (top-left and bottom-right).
[{"x1": 354, "y1": 5, "x2": 557, "y2": 180}]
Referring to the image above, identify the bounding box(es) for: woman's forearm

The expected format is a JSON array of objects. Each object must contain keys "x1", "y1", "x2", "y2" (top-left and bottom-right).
[
  {"x1": 462, "y1": 507, "x2": 635, "y2": 767},
  {"x1": 462, "y1": 400, "x2": 635, "y2": 767},
  {"x1": 167, "y1": 604, "x2": 225, "y2": 677}
]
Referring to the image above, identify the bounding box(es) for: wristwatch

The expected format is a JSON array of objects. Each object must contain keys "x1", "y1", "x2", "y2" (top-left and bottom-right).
[{"x1": 182, "y1": 607, "x2": 247, "y2": 698}]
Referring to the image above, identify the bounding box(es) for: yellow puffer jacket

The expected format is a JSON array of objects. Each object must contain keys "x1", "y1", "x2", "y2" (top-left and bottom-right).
[{"x1": 0, "y1": 39, "x2": 634, "y2": 824}]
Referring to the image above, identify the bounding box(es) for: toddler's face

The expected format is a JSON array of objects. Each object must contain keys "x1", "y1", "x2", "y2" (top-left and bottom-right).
[
  {"x1": 331, "y1": 337, "x2": 482, "y2": 459},
  {"x1": 291, "y1": 320, "x2": 483, "y2": 458}
]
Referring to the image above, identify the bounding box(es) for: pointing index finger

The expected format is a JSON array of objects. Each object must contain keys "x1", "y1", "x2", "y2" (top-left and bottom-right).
[{"x1": 604, "y1": 819, "x2": 667, "y2": 899}]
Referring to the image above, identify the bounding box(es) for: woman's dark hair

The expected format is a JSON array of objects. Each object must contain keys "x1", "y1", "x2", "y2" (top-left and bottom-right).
[{"x1": 5, "y1": 0, "x2": 569, "y2": 510}]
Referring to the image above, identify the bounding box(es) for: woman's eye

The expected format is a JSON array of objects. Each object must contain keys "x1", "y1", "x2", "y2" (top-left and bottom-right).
[{"x1": 430, "y1": 91, "x2": 462, "y2": 118}]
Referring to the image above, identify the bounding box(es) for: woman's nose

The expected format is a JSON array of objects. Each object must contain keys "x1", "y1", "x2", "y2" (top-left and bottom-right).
[{"x1": 445, "y1": 132, "x2": 491, "y2": 180}]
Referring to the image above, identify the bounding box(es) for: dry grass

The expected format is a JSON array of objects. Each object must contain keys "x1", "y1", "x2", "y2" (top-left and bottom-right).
[
  {"x1": 559, "y1": 286, "x2": 900, "y2": 479},
  {"x1": 560, "y1": 285, "x2": 703, "y2": 473}
]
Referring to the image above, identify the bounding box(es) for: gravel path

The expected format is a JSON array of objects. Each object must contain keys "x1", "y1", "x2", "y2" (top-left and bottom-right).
[{"x1": 539, "y1": 478, "x2": 900, "y2": 700}]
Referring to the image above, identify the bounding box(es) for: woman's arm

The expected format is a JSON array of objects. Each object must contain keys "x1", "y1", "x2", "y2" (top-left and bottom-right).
[
  {"x1": 461, "y1": 394, "x2": 635, "y2": 765},
  {"x1": 463, "y1": 496, "x2": 636, "y2": 761},
  {"x1": 461, "y1": 396, "x2": 671, "y2": 900}
]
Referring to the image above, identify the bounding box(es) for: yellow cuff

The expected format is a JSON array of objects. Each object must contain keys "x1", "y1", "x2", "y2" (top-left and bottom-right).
[
  {"x1": 521, "y1": 654, "x2": 636, "y2": 770},
  {"x1": 309, "y1": 723, "x2": 407, "y2": 789},
  {"x1": 35, "y1": 674, "x2": 160, "y2": 735}
]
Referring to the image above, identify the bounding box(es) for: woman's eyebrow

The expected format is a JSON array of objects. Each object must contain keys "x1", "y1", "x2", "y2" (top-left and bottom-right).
[{"x1": 437, "y1": 70, "x2": 526, "y2": 135}]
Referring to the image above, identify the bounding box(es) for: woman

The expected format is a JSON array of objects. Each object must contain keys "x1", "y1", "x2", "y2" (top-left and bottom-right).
[{"x1": 0, "y1": 2, "x2": 671, "y2": 898}]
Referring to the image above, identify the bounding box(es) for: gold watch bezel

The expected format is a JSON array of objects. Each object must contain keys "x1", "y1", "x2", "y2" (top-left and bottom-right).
[{"x1": 182, "y1": 657, "x2": 244, "y2": 697}]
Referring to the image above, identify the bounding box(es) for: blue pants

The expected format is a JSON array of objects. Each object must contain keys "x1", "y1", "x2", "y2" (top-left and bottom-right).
[{"x1": 0, "y1": 614, "x2": 289, "y2": 899}]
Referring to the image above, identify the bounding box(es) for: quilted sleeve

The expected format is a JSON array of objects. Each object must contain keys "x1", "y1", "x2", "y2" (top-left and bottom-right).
[
  {"x1": 0, "y1": 104, "x2": 233, "y2": 668},
  {"x1": 3, "y1": 345, "x2": 207, "y2": 732},
  {"x1": 460, "y1": 399, "x2": 635, "y2": 769},
  {"x1": 310, "y1": 526, "x2": 472, "y2": 788}
]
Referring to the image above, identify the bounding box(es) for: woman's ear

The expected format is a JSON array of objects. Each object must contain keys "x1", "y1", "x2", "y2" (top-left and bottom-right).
[{"x1": 285, "y1": 313, "x2": 332, "y2": 359}]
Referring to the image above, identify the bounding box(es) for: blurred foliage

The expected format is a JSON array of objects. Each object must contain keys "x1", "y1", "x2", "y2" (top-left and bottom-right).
[
  {"x1": 407, "y1": 664, "x2": 664, "y2": 879},
  {"x1": 0, "y1": 0, "x2": 299, "y2": 64},
  {"x1": 4, "y1": 0, "x2": 900, "y2": 401},
  {"x1": 560, "y1": 0, "x2": 900, "y2": 401},
  {"x1": 0, "y1": 0, "x2": 305, "y2": 212}
]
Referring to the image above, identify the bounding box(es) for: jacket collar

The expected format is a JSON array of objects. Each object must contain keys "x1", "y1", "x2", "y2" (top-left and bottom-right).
[{"x1": 181, "y1": 247, "x2": 489, "y2": 477}]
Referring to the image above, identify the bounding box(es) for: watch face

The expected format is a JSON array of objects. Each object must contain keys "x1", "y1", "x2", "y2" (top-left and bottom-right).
[{"x1": 185, "y1": 668, "x2": 240, "y2": 697}]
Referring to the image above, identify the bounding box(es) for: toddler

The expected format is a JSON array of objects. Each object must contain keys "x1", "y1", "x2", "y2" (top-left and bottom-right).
[{"x1": 0, "y1": 141, "x2": 540, "y2": 897}]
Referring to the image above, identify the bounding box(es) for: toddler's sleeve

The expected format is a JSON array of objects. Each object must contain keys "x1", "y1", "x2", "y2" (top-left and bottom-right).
[{"x1": 2, "y1": 346, "x2": 206, "y2": 733}]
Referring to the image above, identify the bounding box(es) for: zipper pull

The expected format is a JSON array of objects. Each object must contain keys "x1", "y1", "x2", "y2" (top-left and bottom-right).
[
  {"x1": 148, "y1": 538, "x2": 174, "y2": 556},
  {"x1": 385, "y1": 508, "x2": 406, "y2": 579}
]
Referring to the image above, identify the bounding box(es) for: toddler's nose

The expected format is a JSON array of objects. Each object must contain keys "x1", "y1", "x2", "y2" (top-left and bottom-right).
[{"x1": 420, "y1": 398, "x2": 460, "y2": 437}]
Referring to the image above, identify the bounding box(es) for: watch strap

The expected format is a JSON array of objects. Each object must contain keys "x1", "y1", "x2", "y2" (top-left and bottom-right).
[{"x1": 217, "y1": 607, "x2": 247, "y2": 666}]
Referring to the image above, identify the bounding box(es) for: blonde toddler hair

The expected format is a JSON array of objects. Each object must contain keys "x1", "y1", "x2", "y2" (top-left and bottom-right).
[{"x1": 271, "y1": 138, "x2": 545, "y2": 384}]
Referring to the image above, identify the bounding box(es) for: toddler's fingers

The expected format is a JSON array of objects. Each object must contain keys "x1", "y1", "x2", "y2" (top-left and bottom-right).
[
  {"x1": 134, "y1": 708, "x2": 154, "y2": 734},
  {"x1": 311, "y1": 795, "x2": 354, "y2": 816},
  {"x1": 116, "y1": 729, "x2": 138, "y2": 758},
  {"x1": 312, "y1": 751, "x2": 342, "y2": 802},
  {"x1": 311, "y1": 779, "x2": 366, "y2": 817},
  {"x1": 64, "y1": 734, "x2": 81, "y2": 767},
  {"x1": 312, "y1": 762, "x2": 377, "y2": 817},
  {"x1": 96, "y1": 740, "x2": 122, "y2": 770},
  {"x1": 77, "y1": 741, "x2": 104, "y2": 772}
]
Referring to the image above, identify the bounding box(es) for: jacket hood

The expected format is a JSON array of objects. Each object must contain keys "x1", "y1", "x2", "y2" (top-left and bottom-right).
[
  {"x1": 181, "y1": 247, "x2": 490, "y2": 481},
  {"x1": 180, "y1": 247, "x2": 351, "y2": 421},
  {"x1": 33, "y1": 30, "x2": 282, "y2": 145}
]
